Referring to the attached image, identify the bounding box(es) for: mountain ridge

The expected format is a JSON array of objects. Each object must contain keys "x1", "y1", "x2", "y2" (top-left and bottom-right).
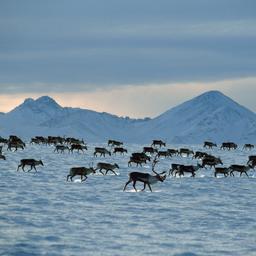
[{"x1": 0, "y1": 90, "x2": 256, "y2": 143}]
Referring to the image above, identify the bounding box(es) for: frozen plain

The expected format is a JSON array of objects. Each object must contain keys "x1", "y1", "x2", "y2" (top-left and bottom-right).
[{"x1": 0, "y1": 143, "x2": 256, "y2": 256}]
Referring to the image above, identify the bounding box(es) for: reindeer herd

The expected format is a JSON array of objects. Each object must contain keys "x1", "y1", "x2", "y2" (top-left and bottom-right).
[{"x1": 1, "y1": 136, "x2": 256, "y2": 192}]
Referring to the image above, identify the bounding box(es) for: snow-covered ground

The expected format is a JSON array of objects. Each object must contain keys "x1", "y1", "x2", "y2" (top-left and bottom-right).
[{"x1": 0, "y1": 142, "x2": 256, "y2": 256}]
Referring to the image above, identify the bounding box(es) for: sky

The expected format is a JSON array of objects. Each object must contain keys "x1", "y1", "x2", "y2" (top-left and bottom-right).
[{"x1": 0, "y1": 0, "x2": 256, "y2": 117}]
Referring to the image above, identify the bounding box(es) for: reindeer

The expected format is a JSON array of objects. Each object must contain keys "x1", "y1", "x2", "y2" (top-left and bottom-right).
[
  {"x1": 9, "y1": 135, "x2": 25, "y2": 146},
  {"x1": 17, "y1": 159, "x2": 44, "y2": 172},
  {"x1": 247, "y1": 159, "x2": 256, "y2": 169},
  {"x1": 143, "y1": 147, "x2": 158, "y2": 155},
  {"x1": 108, "y1": 140, "x2": 123, "y2": 147},
  {"x1": 128, "y1": 156, "x2": 146, "y2": 167},
  {"x1": 54, "y1": 145, "x2": 70, "y2": 153},
  {"x1": 169, "y1": 163, "x2": 183, "y2": 176},
  {"x1": 113, "y1": 147, "x2": 127, "y2": 155},
  {"x1": 157, "y1": 150, "x2": 170, "y2": 158},
  {"x1": 179, "y1": 148, "x2": 194, "y2": 157},
  {"x1": 7, "y1": 142, "x2": 25, "y2": 151},
  {"x1": 203, "y1": 141, "x2": 217, "y2": 149},
  {"x1": 247, "y1": 155, "x2": 256, "y2": 165},
  {"x1": 0, "y1": 154, "x2": 6, "y2": 160},
  {"x1": 0, "y1": 136, "x2": 8, "y2": 144},
  {"x1": 193, "y1": 151, "x2": 210, "y2": 160},
  {"x1": 167, "y1": 149, "x2": 179, "y2": 156},
  {"x1": 174, "y1": 163, "x2": 202, "y2": 177},
  {"x1": 221, "y1": 142, "x2": 237, "y2": 150},
  {"x1": 94, "y1": 147, "x2": 111, "y2": 157},
  {"x1": 96, "y1": 162, "x2": 119, "y2": 175},
  {"x1": 132, "y1": 153, "x2": 151, "y2": 162},
  {"x1": 123, "y1": 155, "x2": 166, "y2": 192},
  {"x1": 202, "y1": 156, "x2": 223, "y2": 168},
  {"x1": 243, "y1": 144, "x2": 254, "y2": 150},
  {"x1": 67, "y1": 166, "x2": 96, "y2": 182},
  {"x1": 229, "y1": 165, "x2": 251, "y2": 177},
  {"x1": 70, "y1": 144, "x2": 87, "y2": 153},
  {"x1": 151, "y1": 140, "x2": 166, "y2": 148},
  {"x1": 66, "y1": 138, "x2": 85, "y2": 145},
  {"x1": 214, "y1": 167, "x2": 229, "y2": 177}
]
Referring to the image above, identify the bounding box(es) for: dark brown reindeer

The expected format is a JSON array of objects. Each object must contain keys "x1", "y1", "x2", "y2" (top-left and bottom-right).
[
  {"x1": 123, "y1": 156, "x2": 166, "y2": 192},
  {"x1": 0, "y1": 136, "x2": 8, "y2": 144},
  {"x1": 128, "y1": 156, "x2": 146, "y2": 167},
  {"x1": 54, "y1": 144, "x2": 70, "y2": 153},
  {"x1": 108, "y1": 140, "x2": 123, "y2": 147},
  {"x1": 132, "y1": 153, "x2": 151, "y2": 162},
  {"x1": 167, "y1": 149, "x2": 179, "y2": 156},
  {"x1": 143, "y1": 146, "x2": 158, "y2": 155},
  {"x1": 96, "y1": 162, "x2": 119, "y2": 175},
  {"x1": 151, "y1": 140, "x2": 166, "y2": 148},
  {"x1": 17, "y1": 159, "x2": 44, "y2": 172},
  {"x1": 214, "y1": 167, "x2": 229, "y2": 177},
  {"x1": 202, "y1": 156, "x2": 223, "y2": 168},
  {"x1": 0, "y1": 154, "x2": 6, "y2": 160},
  {"x1": 70, "y1": 144, "x2": 88, "y2": 153},
  {"x1": 157, "y1": 150, "x2": 171, "y2": 158},
  {"x1": 7, "y1": 141, "x2": 25, "y2": 151},
  {"x1": 193, "y1": 151, "x2": 210, "y2": 160},
  {"x1": 128, "y1": 153, "x2": 150, "y2": 167},
  {"x1": 247, "y1": 155, "x2": 256, "y2": 165},
  {"x1": 67, "y1": 166, "x2": 96, "y2": 182},
  {"x1": 169, "y1": 163, "x2": 183, "y2": 176},
  {"x1": 66, "y1": 137, "x2": 85, "y2": 145},
  {"x1": 247, "y1": 159, "x2": 256, "y2": 169},
  {"x1": 203, "y1": 141, "x2": 217, "y2": 149},
  {"x1": 243, "y1": 144, "x2": 254, "y2": 150},
  {"x1": 113, "y1": 147, "x2": 128, "y2": 155},
  {"x1": 229, "y1": 165, "x2": 251, "y2": 177},
  {"x1": 174, "y1": 163, "x2": 202, "y2": 177},
  {"x1": 179, "y1": 148, "x2": 194, "y2": 157},
  {"x1": 221, "y1": 142, "x2": 237, "y2": 150},
  {"x1": 94, "y1": 147, "x2": 111, "y2": 157}
]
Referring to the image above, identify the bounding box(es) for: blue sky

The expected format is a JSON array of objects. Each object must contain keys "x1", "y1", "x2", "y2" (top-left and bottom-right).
[{"x1": 0, "y1": 0, "x2": 256, "y2": 116}]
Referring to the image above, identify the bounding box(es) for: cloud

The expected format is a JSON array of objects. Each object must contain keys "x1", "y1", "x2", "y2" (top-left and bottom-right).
[
  {"x1": 1, "y1": 77, "x2": 255, "y2": 118},
  {"x1": 0, "y1": 0, "x2": 256, "y2": 88}
]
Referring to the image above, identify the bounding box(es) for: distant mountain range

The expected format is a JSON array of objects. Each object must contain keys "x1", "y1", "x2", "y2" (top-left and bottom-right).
[{"x1": 0, "y1": 91, "x2": 256, "y2": 144}]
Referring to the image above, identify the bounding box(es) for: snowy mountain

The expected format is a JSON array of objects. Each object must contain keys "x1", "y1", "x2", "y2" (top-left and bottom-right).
[
  {"x1": 0, "y1": 96, "x2": 149, "y2": 141},
  {"x1": 0, "y1": 91, "x2": 256, "y2": 144},
  {"x1": 134, "y1": 90, "x2": 256, "y2": 144}
]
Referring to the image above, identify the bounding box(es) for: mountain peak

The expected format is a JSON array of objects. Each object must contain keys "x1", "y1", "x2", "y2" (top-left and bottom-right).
[
  {"x1": 192, "y1": 90, "x2": 231, "y2": 104},
  {"x1": 35, "y1": 96, "x2": 61, "y2": 107}
]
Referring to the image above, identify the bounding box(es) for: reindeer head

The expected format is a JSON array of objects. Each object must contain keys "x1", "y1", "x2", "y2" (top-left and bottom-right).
[
  {"x1": 156, "y1": 171, "x2": 167, "y2": 182},
  {"x1": 39, "y1": 160, "x2": 44, "y2": 166},
  {"x1": 90, "y1": 167, "x2": 96, "y2": 174},
  {"x1": 217, "y1": 158, "x2": 223, "y2": 165},
  {"x1": 89, "y1": 163, "x2": 96, "y2": 173},
  {"x1": 114, "y1": 163, "x2": 119, "y2": 169}
]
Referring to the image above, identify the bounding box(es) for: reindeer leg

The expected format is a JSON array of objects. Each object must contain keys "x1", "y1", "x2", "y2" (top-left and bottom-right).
[
  {"x1": 110, "y1": 170, "x2": 117, "y2": 175},
  {"x1": 17, "y1": 164, "x2": 21, "y2": 171},
  {"x1": 123, "y1": 179, "x2": 132, "y2": 191},
  {"x1": 67, "y1": 175, "x2": 70, "y2": 181},
  {"x1": 141, "y1": 182, "x2": 146, "y2": 191},
  {"x1": 132, "y1": 181, "x2": 137, "y2": 192},
  {"x1": 99, "y1": 169, "x2": 104, "y2": 175},
  {"x1": 147, "y1": 183, "x2": 152, "y2": 192},
  {"x1": 245, "y1": 171, "x2": 249, "y2": 177}
]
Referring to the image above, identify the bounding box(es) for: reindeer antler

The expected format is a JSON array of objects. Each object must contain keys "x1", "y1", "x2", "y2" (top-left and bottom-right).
[{"x1": 152, "y1": 155, "x2": 159, "y2": 174}]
